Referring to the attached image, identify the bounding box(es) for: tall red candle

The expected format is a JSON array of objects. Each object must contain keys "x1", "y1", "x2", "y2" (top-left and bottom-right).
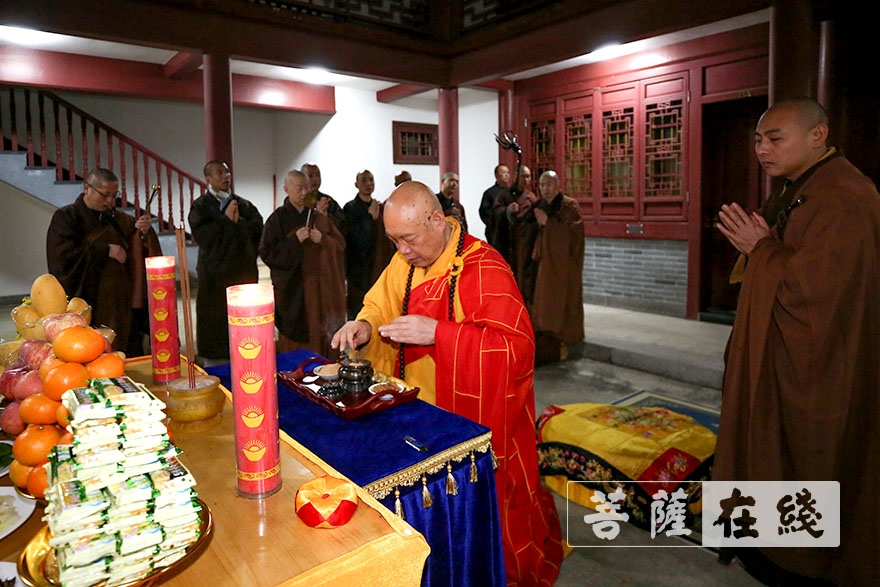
[
  {"x1": 226, "y1": 283, "x2": 281, "y2": 499},
  {"x1": 145, "y1": 256, "x2": 180, "y2": 383}
]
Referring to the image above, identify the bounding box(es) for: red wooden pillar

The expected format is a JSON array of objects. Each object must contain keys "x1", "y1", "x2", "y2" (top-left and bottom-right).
[
  {"x1": 768, "y1": 0, "x2": 816, "y2": 105},
  {"x1": 498, "y1": 87, "x2": 517, "y2": 169},
  {"x1": 438, "y1": 87, "x2": 459, "y2": 177},
  {"x1": 203, "y1": 53, "x2": 234, "y2": 173}
]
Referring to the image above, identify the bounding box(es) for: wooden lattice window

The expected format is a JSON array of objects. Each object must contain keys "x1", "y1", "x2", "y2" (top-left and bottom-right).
[
  {"x1": 530, "y1": 118, "x2": 555, "y2": 179},
  {"x1": 564, "y1": 113, "x2": 592, "y2": 200},
  {"x1": 392, "y1": 121, "x2": 438, "y2": 164},
  {"x1": 644, "y1": 100, "x2": 683, "y2": 198},
  {"x1": 602, "y1": 107, "x2": 634, "y2": 198}
]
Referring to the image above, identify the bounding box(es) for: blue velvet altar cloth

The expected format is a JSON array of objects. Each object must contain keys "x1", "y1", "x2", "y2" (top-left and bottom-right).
[{"x1": 206, "y1": 349, "x2": 506, "y2": 587}]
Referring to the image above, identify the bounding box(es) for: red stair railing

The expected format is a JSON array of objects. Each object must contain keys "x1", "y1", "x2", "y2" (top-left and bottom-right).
[{"x1": 0, "y1": 85, "x2": 205, "y2": 234}]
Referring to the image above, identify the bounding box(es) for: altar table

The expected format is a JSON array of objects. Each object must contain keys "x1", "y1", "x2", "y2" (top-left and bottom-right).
[
  {"x1": 207, "y1": 349, "x2": 507, "y2": 587},
  {"x1": 1, "y1": 357, "x2": 430, "y2": 587}
]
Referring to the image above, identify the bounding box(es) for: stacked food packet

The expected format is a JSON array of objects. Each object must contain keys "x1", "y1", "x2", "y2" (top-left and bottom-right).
[{"x1": 43, "y1": 376, "x2": 201, "y2": 587}]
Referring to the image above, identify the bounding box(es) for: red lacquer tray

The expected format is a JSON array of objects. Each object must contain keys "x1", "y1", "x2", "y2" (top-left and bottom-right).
[{"x1": 278, "y1": 356, "x2": 420, "y2": 420}]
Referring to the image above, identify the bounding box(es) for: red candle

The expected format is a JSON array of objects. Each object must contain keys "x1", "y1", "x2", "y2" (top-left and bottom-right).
[
  {"x1": 226, "y1": 283, "x2": 281, "y2": 499},
  {"x1": 145, "y1": 256, "x2": 180, "y2": 383}
]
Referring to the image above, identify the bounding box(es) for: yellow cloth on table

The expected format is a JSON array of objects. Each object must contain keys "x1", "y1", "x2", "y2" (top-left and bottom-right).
[{"x1": 537, "y1": 403, "x2": 716, "y2": 518}]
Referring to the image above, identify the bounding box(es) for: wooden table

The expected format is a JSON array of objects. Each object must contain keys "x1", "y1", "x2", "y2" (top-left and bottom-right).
[{"x1": 1, "y1": 358, "x2": 430, "y2": 586}]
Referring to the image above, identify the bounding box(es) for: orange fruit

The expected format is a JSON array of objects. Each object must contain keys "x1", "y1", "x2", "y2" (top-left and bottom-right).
[
  {"x1": 19, "y1": 394, "x2": 62, "y2": 425},
  {"x1": 39, "y1": 355, "x2": 64, "y2": 380},
  {"x1": 8, "y1": 459, "x2": 33, "y2": 489},
  {"x1": 52, "y1": 325, "x2": 105, "y2": 364},
  {"x1": 12, "y1": 424, "x2": 62, "y2": 467},
  {"x1": 57, "y1": 403, "x2": 72, "y2": 428},
  {"x1": 43, "y1": 361, "x2": 89, "y2": 401},
  {"x1": 86, "y1": 353, "x2": 125, "y2": 379},
  {"x1": 58, "y1": 429, "x2": 74, "y2": 444},
  {"x1": 26, "y1": 464, "x2": 50, "y2": 499}
]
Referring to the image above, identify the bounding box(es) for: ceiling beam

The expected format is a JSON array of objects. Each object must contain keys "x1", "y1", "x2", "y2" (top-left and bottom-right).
[
  {"x1": 164, "y1": 51, "x2": 202, "y2": 80},
  {"x1": 0, "y1": 46, "x2": 335, "y2": 114},
  {"x1": 376, "y1": 83, "x2": 434, "y2": 103}
]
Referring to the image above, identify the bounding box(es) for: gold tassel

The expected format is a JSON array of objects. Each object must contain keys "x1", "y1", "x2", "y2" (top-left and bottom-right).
[
  {"x1": 446, "y1": 462, "x2": 458, "y2": 496},
  {"x1": 490, "y1": 447, "x2": 499, "y2": 470},
  {"x1": 469, "y1": 452, "x2": 478, "y2": 483},
  {"x1": 421, "y1": 475, "x2": 433, "y2": 508},
  {"x1": 394, "y1": 488, "x2": 405, "y2": 520}
]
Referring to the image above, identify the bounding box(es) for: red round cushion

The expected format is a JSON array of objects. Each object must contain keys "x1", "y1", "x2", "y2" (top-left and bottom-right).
[{"x1": 294, "y1": 476, "x2": 360, "y2": 529}]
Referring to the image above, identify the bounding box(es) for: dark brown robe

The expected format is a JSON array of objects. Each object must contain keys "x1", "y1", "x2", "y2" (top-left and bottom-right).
[
  {"x1": 713, "y1": 156, "x2": 880, "y2": 584},
  {"x1": 529, "y1": 193, "x2": 585, "y2": 346},
  {"x1": 46, "y1": 194, "x2": 161, "y2": 352},
  {"x1": 188, "y1": 192, "x2": 263, "y2": 359},
  {"x1": 259, "y1": 198, "x2": 347, "y2": 358}
]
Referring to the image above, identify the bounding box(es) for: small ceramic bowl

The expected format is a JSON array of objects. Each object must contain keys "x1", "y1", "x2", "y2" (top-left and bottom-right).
[{"x1": 313, "y1": 363, "x2": 340, "y2": 380}]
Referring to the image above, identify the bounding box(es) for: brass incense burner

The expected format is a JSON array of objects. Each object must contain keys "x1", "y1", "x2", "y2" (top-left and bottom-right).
[{"x1": 337, "y1": 357, "x2": 374, "y2": 394}]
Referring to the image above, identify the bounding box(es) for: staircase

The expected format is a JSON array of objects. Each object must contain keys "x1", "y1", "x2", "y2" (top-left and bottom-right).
[{"x1": 0, "y1": 85, "x2": 204, "y2": 273}]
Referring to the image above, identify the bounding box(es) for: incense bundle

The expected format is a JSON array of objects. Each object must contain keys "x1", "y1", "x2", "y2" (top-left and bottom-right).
[{"x1": 175, "y1": 225, "x2": 197, "y2": 387}]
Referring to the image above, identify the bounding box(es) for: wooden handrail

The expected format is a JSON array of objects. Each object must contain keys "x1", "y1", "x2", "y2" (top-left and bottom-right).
[{"x1": 0, "y1": 84, "x2": 205, "y2": 234}]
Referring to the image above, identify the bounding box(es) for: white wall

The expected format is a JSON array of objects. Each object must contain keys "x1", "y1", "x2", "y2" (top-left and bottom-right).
[
  {"x1": 0, "y1": 181, "x2": 54, "y2": 297},
  {"x1": 1, "y1": 85, "x2": 499, "y2": 296}
]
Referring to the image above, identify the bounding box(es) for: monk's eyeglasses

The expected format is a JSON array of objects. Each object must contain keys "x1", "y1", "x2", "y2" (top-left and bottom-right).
[{"x1": 86, "y1": 182, "x2": 121, "y2": 200}]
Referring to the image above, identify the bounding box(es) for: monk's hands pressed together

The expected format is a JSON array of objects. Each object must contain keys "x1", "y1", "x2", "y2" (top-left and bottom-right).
[
  {"x1": 224, "y1": 199, "x2": 239, "y2": 222},
  {"x1": 331, "y1": 320, "x2": 372, "y2": 354},
  {"x1": 108, "y1": 244, "x2": 127, "y2": 264},
  {"x1": 716, "y1": 203, "x2": 771, "y2": 255},
  {"x1": 533, "y1": 208, "x2": 548, "y2": 226},
  {"x1": 378, "y1": 315, "x2": 438, "y2": 347}
]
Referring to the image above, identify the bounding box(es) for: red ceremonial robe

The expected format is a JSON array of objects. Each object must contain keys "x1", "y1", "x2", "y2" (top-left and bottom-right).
[{"x1": 358, "y1": 220, "x2": 562, "y2": 586}]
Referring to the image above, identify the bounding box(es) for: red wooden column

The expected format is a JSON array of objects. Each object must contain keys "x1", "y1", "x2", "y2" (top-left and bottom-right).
[
  {"x1": 203, "y1": 53, "x2": 234, "y2": 171},
  {"x1": 498, "y1": 87, "x2": 517, "y2": 170},
  {"x1": 438, "y1": 87, "x2": 459, "y2": 177},
  {"x1": 768, "y1": 0, "x2": 816, "y2": 104}
]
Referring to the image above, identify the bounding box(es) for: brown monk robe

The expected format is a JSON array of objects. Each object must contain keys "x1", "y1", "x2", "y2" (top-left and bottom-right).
[
  {"x1": 47, "y1": 173, "x2": 161, "y2": 354},
  {"x1": 259, "y1": 170, "x2": 347, "y2": 358},
  {"x1": 714, "y1": 98, "x2": 880, "y2": 585},
  {"x1": 528, "y1": 171, "x2": 584, "y2": 364}
]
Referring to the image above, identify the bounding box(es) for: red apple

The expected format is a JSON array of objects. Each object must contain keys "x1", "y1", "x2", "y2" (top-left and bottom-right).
[
  {"x1": 12, "y1": 369, "x2": 43, "y2": 401},
  {"x1": 43, "y1": 312, "x2": 89, "y2": 342},
  {"x1": 0, "y1": 400, "x2": 25, "y2": 436},
  {"x1": 0, "y1": 366, "x2": 28, "y2": 400},
  {"x1": 17, "y1": 340, "x2": 54, "y2": 370}
]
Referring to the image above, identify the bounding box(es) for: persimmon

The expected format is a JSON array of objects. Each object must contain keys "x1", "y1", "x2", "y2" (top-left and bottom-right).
[
  {"x1": 8, "y1": 459, "x2": 33, "y2": 489},
  {"x1": 43, "y1": 361, "x2": 89, "y2": 401},
  {"x1": 26, "y1": 464, "x2": 50, "y2": 499},
  {"x1": 86, "y1": 353, "x2": 125, "y2": 379},
  {"x1": 57, "y1": 403, "x2": 72, "y2": 428},
  {"x1": 19, "y1": 393, "x2": 62, "y2": 425},
  {"x1": 12, "y1": 424, "x2": 62, "y2": 467},
  {"x1": 52, "y1": 325, "x2": 105, "y2": 364}
]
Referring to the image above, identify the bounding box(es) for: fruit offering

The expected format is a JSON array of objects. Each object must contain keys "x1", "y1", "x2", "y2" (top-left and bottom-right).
[{"x1": 1, "y1": 274, "x2": 125, "y2": 492}]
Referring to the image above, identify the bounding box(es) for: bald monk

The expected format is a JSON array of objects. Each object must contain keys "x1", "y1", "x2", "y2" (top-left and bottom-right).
[
  {"x1": 332, "y1": 181, "x2": 562, "y2": 586},
  {"x1": 714, "y1": 97, "x2": 880, "y2": 585}
]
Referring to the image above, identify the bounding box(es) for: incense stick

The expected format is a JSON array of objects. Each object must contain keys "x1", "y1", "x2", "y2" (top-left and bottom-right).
[{"x1": 176, "y1": 225, "x2": 196, "y2": 387}]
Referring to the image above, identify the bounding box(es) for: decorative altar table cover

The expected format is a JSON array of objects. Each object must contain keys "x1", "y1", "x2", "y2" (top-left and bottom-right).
[{"x1": 208, "y1": 349, "x2": 506, "y2": 587}]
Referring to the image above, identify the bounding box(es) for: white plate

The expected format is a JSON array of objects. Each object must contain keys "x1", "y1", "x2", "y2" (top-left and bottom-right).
[
  {"x1": 0, "y1": 486, "x2": 36, "y2": 542},
  {"x1": 0, "y1": 440, "x2": 13, "y2": 477},
  {"x1": 0, "y1": 561, "x2": 24, "y2": 587}
]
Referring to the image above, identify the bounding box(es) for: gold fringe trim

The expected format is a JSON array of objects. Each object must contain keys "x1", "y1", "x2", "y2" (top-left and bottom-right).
[
  {"x1": 394, "y1": 488, "x2": 405, "y2": 520},
  {"x1": 445, "y1": 462, "x2": 458, "y2": 495},
  {"x1": 364, "y1": 431, "x2": 493, "y2": 500},
  {"x1": 421, "y1": 476, "x2": 433, "y2": 508}
]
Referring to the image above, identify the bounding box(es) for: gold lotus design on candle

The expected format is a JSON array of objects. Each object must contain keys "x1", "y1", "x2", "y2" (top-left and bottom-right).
[
  {"x1": 237, "y1": 337, "x2": 262, "y2": 360},
  {"x1": 241, "y1": 406, "x2": 265, "y2": 428},
  {"x1": 239, "y1": 371, "x2": 264, "y2": 394},
  {"x1": 156, "y1": 349, "x2": 172, "y2": 362},
  {"x1": 243, "y1": 439, "x2": 267, "y2": 461},
  {"x1": 152, "y1": 287, "x2": 168, "y2": 301},
  {"x1": 153, "y1": 308, "x2": 169, "y2": 321},
  {"x1": 155, "y1": 328, "x2": 170, "y2": 342}
]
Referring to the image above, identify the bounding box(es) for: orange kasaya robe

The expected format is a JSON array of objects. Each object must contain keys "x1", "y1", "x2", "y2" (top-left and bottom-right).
[{"x1": 358, "y1": 219, "x2": 563, "y2": 586}]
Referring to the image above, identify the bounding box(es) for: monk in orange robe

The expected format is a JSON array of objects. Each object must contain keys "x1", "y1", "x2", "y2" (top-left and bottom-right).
[{"x1": 332, "y1": 181, "x2": 562, "y2": 586}]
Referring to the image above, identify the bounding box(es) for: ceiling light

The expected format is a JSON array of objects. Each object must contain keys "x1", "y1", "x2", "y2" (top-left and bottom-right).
[{"x1": 0, "y1": 25, "x2": 63, "y2": 46}]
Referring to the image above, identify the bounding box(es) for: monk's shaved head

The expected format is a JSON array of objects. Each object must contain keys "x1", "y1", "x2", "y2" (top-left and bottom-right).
[
  {"x1": 383, "y1": 181, "x2": 450, "y2": 267},
  {"x1": 765, "y1": 97, "x2": 829, "y2": 131}
]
